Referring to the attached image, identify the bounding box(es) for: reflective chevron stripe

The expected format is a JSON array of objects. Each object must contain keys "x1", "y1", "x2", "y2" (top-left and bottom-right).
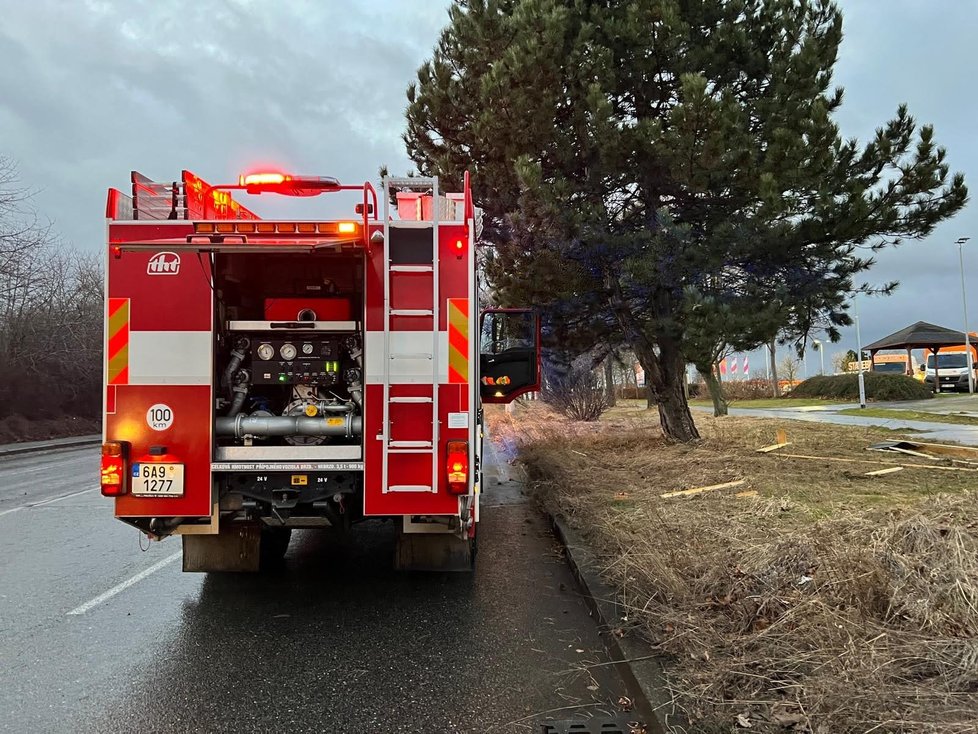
[
  {"x1": 107, "y1": 298, "x2": 129, "y2": 385},
  {"x1": 448, "y1": 298, "x2": 468, "y2": 384}
]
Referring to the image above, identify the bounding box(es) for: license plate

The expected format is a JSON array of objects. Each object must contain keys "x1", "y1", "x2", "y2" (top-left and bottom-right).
[{"x1": 131, "y1": 463, "x2": 184, "y2": 496}]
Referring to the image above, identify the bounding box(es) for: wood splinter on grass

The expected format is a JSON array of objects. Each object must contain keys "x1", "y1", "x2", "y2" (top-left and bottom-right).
[
  {"x1": 756, "y1": 427, "x2": 790, "y2": 453},
  {"x1": 865, "y1": 466, "x2": 904, "y2": 477},
  {"x1": 661, "y1": 479, "x2": 746, "y2": 498}
]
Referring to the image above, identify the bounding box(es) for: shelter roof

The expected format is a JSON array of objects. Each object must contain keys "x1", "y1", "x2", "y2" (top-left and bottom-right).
[{"x1": 864, "y1": 321, "x2": 970, "y2": 351}]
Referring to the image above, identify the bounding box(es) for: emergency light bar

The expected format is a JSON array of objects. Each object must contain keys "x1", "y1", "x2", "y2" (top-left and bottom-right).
[{"x1": 237, "y1": 172, "x2": 342, "y2": 196}]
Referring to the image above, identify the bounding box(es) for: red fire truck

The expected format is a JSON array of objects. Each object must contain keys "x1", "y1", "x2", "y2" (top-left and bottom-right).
[{"x1": 100, "y1": 170, "x2": 540, "y2": 571}]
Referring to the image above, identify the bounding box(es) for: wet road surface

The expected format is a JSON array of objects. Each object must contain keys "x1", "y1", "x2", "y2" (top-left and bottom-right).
[{"x1": 0, "y1": 444, "x2": 631, "y2": 733}]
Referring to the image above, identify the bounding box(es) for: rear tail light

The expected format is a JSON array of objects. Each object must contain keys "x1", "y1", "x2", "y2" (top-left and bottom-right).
[
  {"x1": 100, "y1": 441, "x2": 129, "y2": 496},
  {"x1": 446, "y1": 440, "x2": 469, "y2": 495}
]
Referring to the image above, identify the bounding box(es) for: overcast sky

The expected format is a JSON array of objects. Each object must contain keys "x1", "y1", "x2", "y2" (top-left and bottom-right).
[{"x1": 1, "y1": 0, "x2": 975, "y2": 369}]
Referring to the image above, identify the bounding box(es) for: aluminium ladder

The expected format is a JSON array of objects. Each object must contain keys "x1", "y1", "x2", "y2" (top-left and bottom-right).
[{"x1": 381, "y1": 176, "x2": 441, "y2": 493}]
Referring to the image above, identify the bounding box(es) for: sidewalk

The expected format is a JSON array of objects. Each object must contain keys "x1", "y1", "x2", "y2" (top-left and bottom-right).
[{"x1": 696, "y1": 405, "x2": 978, "y2": 445}]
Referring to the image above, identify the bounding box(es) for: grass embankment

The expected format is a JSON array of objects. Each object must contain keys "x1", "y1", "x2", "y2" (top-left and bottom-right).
[
  {"x1": 490, "y1": 401, "x2": 978, "y2": 733},
  {"x1": 0, "y1": 414, "x2": 100, "y2": 444},
  {"x1": 837, "y1": 407, "x2": 978, "y2": 426}
]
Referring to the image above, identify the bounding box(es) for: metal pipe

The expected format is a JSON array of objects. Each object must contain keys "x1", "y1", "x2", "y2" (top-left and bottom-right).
[
  {"x1": 318, "y1": 401, "x2": 354, "y2": 413},
  {"x1": 227, "y1": 389, "x2": 248, "y2": 417},
  {"x1": 216, "y1": 413, "x2": 362, "y2": 439},
  {"x1": 226, "y1": 370, "x2": 251, "y2": 417},
  {"x1": 222, "y1": 341, "x2": 248, "y2": 392}
]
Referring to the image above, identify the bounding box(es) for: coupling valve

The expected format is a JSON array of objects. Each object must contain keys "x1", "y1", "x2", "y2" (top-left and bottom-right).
[{"x1": 344, "y1": 335, "x2": 362, "y2": 364}]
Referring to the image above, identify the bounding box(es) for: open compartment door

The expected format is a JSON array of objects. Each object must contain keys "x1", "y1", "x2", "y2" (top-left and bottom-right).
[{"x1": 479, "y1": 309, "x2": 540, "y2": 404}]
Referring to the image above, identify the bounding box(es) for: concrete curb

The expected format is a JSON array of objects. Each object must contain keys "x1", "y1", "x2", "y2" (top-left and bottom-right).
[
  {"x1": 0, "y1": 434, "x2": 101, "y2": 458},
  {"x1": 549, "y1": 513, "x2": 685, "y2": 734}
]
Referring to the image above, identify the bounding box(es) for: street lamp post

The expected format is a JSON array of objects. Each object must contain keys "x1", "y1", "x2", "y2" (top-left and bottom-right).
[
  {"x1": 813, "y1": 339, "x2": 826, "y2": 375},
  {"x1": 957, "y1": 237, "x2": 973, "y2": 394},
  {"x1": 854, "y1": 296, "x2": 867, "y2": 408}
]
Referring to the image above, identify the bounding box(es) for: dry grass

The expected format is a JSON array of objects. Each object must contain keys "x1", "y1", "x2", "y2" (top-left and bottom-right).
[{"x1": 490, "y1": 400, "x2": 978, "y2": 733}]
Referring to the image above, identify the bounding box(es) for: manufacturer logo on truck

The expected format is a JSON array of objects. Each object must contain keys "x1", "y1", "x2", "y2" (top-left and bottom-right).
[{"x1": 147, "y1": 252, "x2": 181, "y2": 275}]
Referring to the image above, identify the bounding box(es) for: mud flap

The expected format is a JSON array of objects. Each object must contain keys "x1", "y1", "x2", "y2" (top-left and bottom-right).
[
  {"x1": 183, "y1": 524, "x2": 261, "y2": 573},
  {"x1": 394, "y1": 531, "x2": 473, "y2": 572}
]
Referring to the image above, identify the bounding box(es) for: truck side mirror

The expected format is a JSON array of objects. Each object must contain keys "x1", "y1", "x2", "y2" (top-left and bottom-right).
[{"x1": 479, "y1": 309, "x2": 541, "y2": 404}]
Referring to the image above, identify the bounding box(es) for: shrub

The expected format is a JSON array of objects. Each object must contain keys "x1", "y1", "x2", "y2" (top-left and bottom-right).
[
  {"x1": 544, "y1": 366, "x2": 610, "y2": 421},
  {"x1": 721, "y1": 378, "x2": 777, "y2": 401},
  {"x1": 789, "y1": 373, "x2": 932, "y2": 401}
]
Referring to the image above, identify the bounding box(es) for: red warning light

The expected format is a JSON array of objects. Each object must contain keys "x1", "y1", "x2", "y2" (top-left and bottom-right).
[{"x1": 239, "y1": 172, "x2": 289, "y2": 187}]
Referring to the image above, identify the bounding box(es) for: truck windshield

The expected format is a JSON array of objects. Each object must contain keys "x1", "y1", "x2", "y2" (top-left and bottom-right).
[{"x1": 927, "y1": 354, "x2": 969, "y2": 369}]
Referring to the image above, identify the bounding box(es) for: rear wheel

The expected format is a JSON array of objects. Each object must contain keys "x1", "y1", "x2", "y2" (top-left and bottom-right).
[{"x1": 259, "y1": 527, "x2": 292, "y2": 568}]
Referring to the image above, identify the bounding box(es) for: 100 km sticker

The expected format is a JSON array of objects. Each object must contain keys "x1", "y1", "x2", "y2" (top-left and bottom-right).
[{"x1": 146, "y1": 404, "x2": 174, "y2": 431}]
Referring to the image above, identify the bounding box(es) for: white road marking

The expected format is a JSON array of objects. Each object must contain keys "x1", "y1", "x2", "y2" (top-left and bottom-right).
[
  {"x1": 0, "y1": 487, "x2": 98, "y2": 519},
  {"x1": 31, "y1": 487, "x2": 98, "y2": 507},
  {"x1": 67, "y1": 551, "x2": 182, "y2": 616}
]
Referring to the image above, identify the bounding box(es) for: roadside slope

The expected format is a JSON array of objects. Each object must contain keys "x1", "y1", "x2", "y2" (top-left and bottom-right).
[{"x1": 493, "y1": 402, "x2": 978, "y2": 733}]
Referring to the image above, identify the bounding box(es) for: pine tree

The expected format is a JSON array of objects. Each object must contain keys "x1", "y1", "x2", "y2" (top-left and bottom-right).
[{"x1": 405, "y1": 0, "x2": 968, "y2": 441}]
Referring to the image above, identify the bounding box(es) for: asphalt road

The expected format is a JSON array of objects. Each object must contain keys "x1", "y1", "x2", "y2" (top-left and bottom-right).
[{"x1": 0, "y1": 444, "x2": 632, "y2": 733}]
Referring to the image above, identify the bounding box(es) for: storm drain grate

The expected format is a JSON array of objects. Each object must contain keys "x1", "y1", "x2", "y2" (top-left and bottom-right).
[{"x1": 540, "y1": 718, "x2": 644, "y2": 734}]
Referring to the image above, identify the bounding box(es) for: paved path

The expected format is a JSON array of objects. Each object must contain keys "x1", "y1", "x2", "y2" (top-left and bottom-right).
[{"x1": 696, "y1": 404, "x2": 978, "y2": 445}]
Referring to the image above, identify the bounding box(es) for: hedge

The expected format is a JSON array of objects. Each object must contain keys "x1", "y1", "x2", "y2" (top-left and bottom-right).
[{"x1": 788, "y1": 373, "x2": 932, "y2": 401}]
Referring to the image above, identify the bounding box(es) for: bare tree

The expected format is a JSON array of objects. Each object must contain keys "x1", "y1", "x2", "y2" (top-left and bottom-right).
[
  {"x1": 779, "y1": 355, "x2": 801, "y2": 384},
  {"x1": 0, "y1": 157, "x2": 103, "y2": 421}
]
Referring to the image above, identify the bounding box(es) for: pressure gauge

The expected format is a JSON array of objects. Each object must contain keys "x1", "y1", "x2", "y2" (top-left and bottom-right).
[
  {"x1": 280, "y1": 343, "x2": 297, "y2": 361},
  {"x1": 302, "y1": 342, "x2": 314, "y2": 355},
  {"x1": 257, "y1": 343, "x2": 275, "y2": 361}
]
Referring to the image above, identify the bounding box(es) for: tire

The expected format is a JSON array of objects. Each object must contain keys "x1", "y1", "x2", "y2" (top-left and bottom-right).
[{"x1": 259, "y1": 527, "x2": 292, "y2": 568}]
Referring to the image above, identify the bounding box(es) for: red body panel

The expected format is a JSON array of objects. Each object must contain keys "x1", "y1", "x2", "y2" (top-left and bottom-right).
[
  {"x1": 264, "y1": 298, "x2": 351, "y2": 321},
  {"x1": 109, "y1": 385, "x2": 213, "y2": 517},
  {"x1": 105, "y1": 226, "x2": 214, "y2": 519}
]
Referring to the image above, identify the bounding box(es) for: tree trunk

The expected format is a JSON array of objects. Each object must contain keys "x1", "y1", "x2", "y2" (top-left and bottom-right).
[
  {"x1": 636, "y1": 341, "x2": 700, "y2": 442},
  {"x1": 604, "y1": 357, "x2": 617, "y2": 406},
  {"x1": 702, "y1": 368, "x2": 728, "y2": 417},
  {"x1": 769, "y1": 340, "x2": 781, "y2": 397},
  {"x1": 604, "y1": 273, "x2": 697, "y2": 441}
]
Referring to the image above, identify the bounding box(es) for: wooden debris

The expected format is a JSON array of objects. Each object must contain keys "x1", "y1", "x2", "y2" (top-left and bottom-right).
[
  {"x1": 771, "y1": 452, "x2": 978, "y2": 473},
  {"x1": 757, "y1": 428, "x2": 790, "y2": 453},
  {"x1": 756, "y1": 442, "x2": 791, "y2": 453},
  {"x1": 735, "y1": 490, "x2": 759, "y2": 498},
  {"x1": 865, "y1": 466, "x2": 904, "y2": 477},
  {"x1": 661, "y1": 479, "x2": 746, "y2": 499}
]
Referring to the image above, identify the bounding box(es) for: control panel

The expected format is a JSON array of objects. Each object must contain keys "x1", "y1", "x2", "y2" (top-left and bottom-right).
[{"x1": 249, "y1": 337, "x2": 343, "y2": 386}]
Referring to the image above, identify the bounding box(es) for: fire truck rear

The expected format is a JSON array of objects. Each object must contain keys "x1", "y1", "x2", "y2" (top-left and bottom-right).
[{"x1": 101, "y1": 170, "x2": 539, "y2": 572}]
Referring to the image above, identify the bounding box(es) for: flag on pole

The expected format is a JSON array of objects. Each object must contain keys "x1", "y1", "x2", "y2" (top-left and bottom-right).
[
  {"x1": 743, "y1": 355, "x2": 750, "y2": 377},
  {"x1": 731, "y1": 355, "x2": 739, "y2": 376}
]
